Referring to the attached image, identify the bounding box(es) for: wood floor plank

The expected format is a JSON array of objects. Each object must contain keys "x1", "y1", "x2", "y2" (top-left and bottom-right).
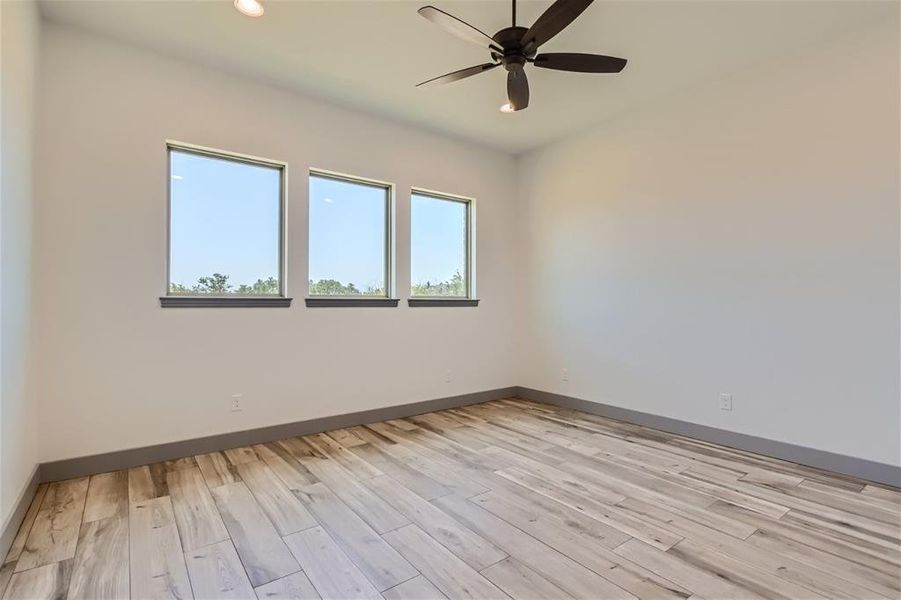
[
  {"x1": 3, "y1": 560, "x2": 72, "y2": 600},
  {"x1": 779, "y1": 509, "x2": 901, "y2": 563},
  {"x1": 433, "y1": 494, "x2": 637, "y2": 600},
  {"x1": 746, "y1": 528, "x2": 900, "y2": 598},
  {"x1": 723, "y1": 504, "x2": 898, "y2": 595},
  {"x1": 615, "y1": 497, "x2": 889, "y2": 599},
  {"x1": 493, "y1": 466, "x2": 680, "y2": 550},
  {"x1": 302, "y1": 433, "x2": 383, "y2": 479},
  {"x1": 453, "y1": 412, "x2": 560, "y2": 455},
  {"x1": 129, "y1": 496, "x2": 193, "y2": 600},
  {"x1": 468, "y1": 490, "x2": 690, "y2": 600},
  {"x1": 383, "y1": 524, "x2": 509, "y2": 599},
  {"x1": 276, "y1": 437, "x2": 320, "y2": 462},
  {"x1": 283, "y1": 526, "x2": 382, "y2": 600},
  {"x1": 862, "y1": 484, "x2": 901, "y2": 503},
  {"x1": 613, "y1": 539, "x2": 762, "y2": 600},
  {"x1": 664, "y1": 437, "x2": 870, "y2": 492},
  {"x1": 3, "y1": 483, "x2": 48, "y2": 563},
  {"x1": 685, "y1": 468, "x2": 900, "y2": 540},
  {"x1": 67, "y1": 516, "x2": 129, "y2": 600},
  {"x1": 364, "y1": 474, "x2": 507, "y2": 570},
  {"x1": 614, "y1": 497, "x2": 757, "y2": 545},
  {"x1": 166, "y1": 466, "x2": 229, "y2": 551},
  {"x1": 163, "y1": 457, "x2": 198, "y2": 472},
  {"x1": 738, "y1": 469, "x2": 804, "y2": 488},
  {"x1": 128, "y1": 465, "x2": 167, "y2": 503},
  {"x1": 440, "y1": 423, "x2": 564, "y2": 468},
  {"x1": 15, "y1": 477, "x2": 89, "y2": 572},
  {"x1": 235, "y1": 461, "x2": 317, "y2": 536},
  {"x1": 292, "y1": 482, "x2": 417, "y2": 590},
  {"x1": 211, "y1": 482, "x2": 299, "y2": 587},
  {"x1": 800, "y1": 479, "x2": 899, "y2": 514},
  {"x1": 185, "y1": 540, "x2": 256, "y2": 599},
  {"x1": 480, "y1": 557, "x2": 573, "y2": 600},
  {"x1": 328, "y1": 428, "x2": 367, "y2": 448},
  {"x1": 195, "y1": 451, "x2": 240, "y2": 488},
  {"x1": 297, "y1": 454, "x2": 409, "y2": 534},
  {"x1": 390, "y1": 426, "x2": 510, "y2": 473},
  {"x1": 480, "y1": 482, "x2": 632, "y2": 549},
  {"x1": 255, "y1": 571, "x2": 321, "y2": 600},
  {"x1": 347, "y1": 429, "x2": 453, "y2": 501},
  {"x1": 82, "y1": 471, "x2": 128, "y2": 523},
  {"x1": 382, "y1": 575, "x2": 447, "y2": 600},
  {"x1": 253, "y1": 443, "x2": 318, "y2": 491},
  {"x1": 224, "y1": 446, "x2": 259, "y2": 465},
  {"x1": 363, "y1": 424, "x2": 490, "y2": 496},
  {"x1": 486, "y1": 446, "x2": 626, "y2": 505},
  {"x1": 668, "y1": 539, "x2": 828, "y2": 599},
  {"x1": 365, "y1": 435, "x2": 488, "y2": 497}
]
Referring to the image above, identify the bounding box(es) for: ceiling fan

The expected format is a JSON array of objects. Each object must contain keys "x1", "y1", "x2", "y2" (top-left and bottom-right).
[{"x1": 416, "y1": 0, "x2": 627, "y2": 112}]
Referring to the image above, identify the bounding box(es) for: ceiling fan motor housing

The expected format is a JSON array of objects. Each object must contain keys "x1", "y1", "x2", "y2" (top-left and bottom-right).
[{"x1": 491, "y1": 26, "x2": 535, "y2": 70}]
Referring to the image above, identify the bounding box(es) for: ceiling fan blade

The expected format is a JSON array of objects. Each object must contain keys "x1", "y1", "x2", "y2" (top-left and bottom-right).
[
  {"x1": 416, "y1": 62, "x2": 499, "y2": 87},
  {"x1": 533, "y1": 53, "x2": 627, "y2": 73},
  {"x1": 507, "y1": 68, "x2": 530, "y2": 111},
  {"x1": 418, "y1": 6, "x2": 502, "y2": 52},
  {"x1": 521, "y1": 0, "x2": 593, "y2": 51}
]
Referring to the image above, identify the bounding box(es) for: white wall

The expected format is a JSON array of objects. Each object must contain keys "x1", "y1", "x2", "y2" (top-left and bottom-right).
[
  {"x1": 0, "y1": 0, "x2": 41, "y2": 525},
  {"x1": 34, "y1": 23, "x2": 519, "y2": 462},
  {"x1": 32, "y1": 15, "x2": 901, "y2": 469},
  {"x1": 518, "y1": 19, "x2": 901, "y2": 467}
]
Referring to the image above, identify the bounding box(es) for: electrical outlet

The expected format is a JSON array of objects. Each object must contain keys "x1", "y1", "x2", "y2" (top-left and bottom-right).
[
  {"x1": 444, "y1": 370, "x2": 452, "y2": 383},
  {"x1": 561, "y1": 368, "x2": 569, "y2": 382},
  {"x1": 719, "y1": 393, "x2": 733, "y2": 411},
  {"x1": 231, "y1": 394, "x2": 243, "y2": 412}
]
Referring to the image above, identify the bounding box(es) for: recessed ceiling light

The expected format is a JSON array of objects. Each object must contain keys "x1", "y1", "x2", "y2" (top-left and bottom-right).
[
  {"x1": 499, "y1": 103, "x2": 515, "y2": 113},
  {"x1": 234, "y1": 0, "x2": 264, "y2": 18}
]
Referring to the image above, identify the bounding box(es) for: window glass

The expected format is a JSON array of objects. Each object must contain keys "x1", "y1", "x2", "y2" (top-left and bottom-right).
[
  {"x1": 411, "y1": 192, "x2": 469, "y2": 297},
  {"x1": 168, "y1": 147, "x2": 282, "y2": 296},
  {"x1": 309, "y1": 173, "x2": 389, "y2": 296}
]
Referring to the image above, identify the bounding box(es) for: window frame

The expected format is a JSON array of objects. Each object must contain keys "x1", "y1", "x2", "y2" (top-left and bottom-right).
[
  {"x1": 161, "y1": 140, "x2": 289, "y2": 307},
  {"x1": 408, "y1": 187, "x2": 477, "y2": 306},
  {"x1": 306, "y1": 168, "x2": 396, "y2": 307}
]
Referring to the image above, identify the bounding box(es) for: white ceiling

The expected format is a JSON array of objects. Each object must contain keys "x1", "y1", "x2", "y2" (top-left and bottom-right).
[{"x1": 40, "y1": 0, "x2": 893, "y2": 154}]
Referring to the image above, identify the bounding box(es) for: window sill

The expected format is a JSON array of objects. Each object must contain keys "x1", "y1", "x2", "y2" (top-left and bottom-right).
[
  {"x1": 408, "y1": 298, "x2": 479, "y2": 307},
  {"x1": 305, "y1": 298, "x2": 399, "y2": 307},
  {"x1": 160, "y1": 296, "x2": 292, "y2": 308}
]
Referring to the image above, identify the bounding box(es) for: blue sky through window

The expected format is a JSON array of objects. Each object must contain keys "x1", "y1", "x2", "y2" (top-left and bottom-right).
[
  {"x1": 309, "y1": 174, "x2": 387, "y2": 294},
  {"x1": 411, "y1": 193, "x2": 467, "y2": 295},
  {"x1": 169, "y1": 150, "x2": 281, "y2": 291}
]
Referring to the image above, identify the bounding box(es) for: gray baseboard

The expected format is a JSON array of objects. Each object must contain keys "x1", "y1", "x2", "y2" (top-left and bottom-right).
[
  {"x1": 516, "y1": 386, "x2": 901, "y2": 488},
  {"x1": 39, "y1": 387, "x2": 519, "y2": 482},
  {"x1": 28, "y1": 384, "x2": 900, "y2": 501},
  {"x1": 1, "y1": 465, "x2": 41, "y2": 564}
]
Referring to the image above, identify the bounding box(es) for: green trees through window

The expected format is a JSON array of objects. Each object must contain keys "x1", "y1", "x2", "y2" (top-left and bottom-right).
[{"x1": 169, "y1": 274, "x2": 279, "y2": 295}]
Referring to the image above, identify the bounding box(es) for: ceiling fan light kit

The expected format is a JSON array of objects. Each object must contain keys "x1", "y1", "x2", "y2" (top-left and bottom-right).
[
  {"x1": 234, "y1": 0, "x2": 264, "y2": 18},
  {"x1": 416, "y1": 0, "x2": 627, "y2": 112}
]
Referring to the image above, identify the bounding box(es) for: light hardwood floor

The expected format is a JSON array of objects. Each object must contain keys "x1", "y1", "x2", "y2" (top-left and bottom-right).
[{"x1": 2, "y1": 398, "x2": 899, "y2": 599}]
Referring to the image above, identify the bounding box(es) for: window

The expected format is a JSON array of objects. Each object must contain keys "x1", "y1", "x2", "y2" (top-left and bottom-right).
[
  {"x1": 163, "y1": 142, "x2": 287, "y2": 307},
  {"x1": 410, "y1": 190, "x2": 474, "y2": 304},
  {"x1": 308, "y1": 171, "x2": 393, "y2": 304}
]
